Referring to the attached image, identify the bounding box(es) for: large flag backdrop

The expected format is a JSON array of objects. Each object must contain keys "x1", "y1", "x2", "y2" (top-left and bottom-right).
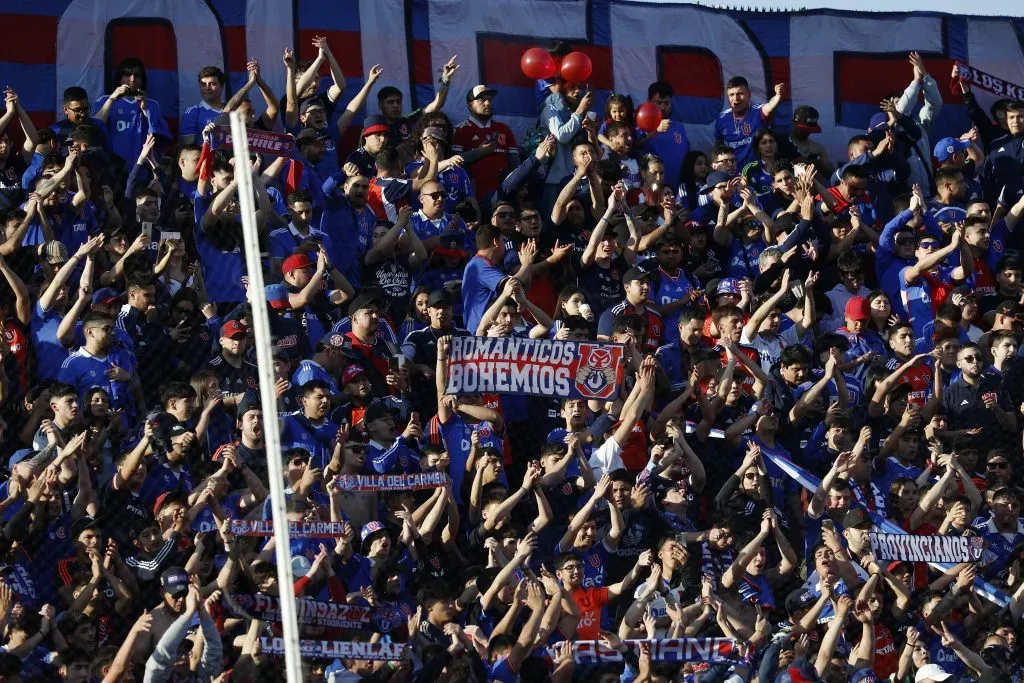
[{"x1": 3, "y1": 0, "x2": 1024, "y2": 162}]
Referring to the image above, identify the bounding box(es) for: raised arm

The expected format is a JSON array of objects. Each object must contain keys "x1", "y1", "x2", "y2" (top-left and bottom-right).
[
  {"x1": 581, "y1": 200, "x2": 616, "y2": 266},
  {"x1": 312, "y1": 36, "x2": 347, "y2": 102},
  {"x1": 423, "y1": 56, "x2": 459, "y2": 114},
  {"x1": 0, "y1": 254, "x2": 30, "y2": 325},
  {"x1": 337, "y1": 65, "x2": 382, "y2": 134}
]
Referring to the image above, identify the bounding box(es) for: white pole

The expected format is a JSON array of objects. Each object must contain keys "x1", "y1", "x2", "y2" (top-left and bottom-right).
[{"x1": 228, "y1": 111, "x2": 303, "y2": 681}]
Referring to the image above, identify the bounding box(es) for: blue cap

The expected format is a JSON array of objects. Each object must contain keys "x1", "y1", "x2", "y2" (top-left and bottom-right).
[
  {"x1": 91, "y1": 287, "x2": 121, "y2": 307},
  {"x1": 700, "y1": 171, "x2": 733, "y2": 194},
  {"x1": 8, "y1": 449, "x2": 34, "y2": 468},
  {"x1": 867, "y1": 112, "x2": 888, "y2": 132},
  {"x1": 933, "y1": 137, "x2": 970, "y2": 163},
  {"x1": 715, "y1": 278, "x2": 740, "y2": 296},
  {"x1": 849, "y1": 668, "x2": 879, "y2": 683}
]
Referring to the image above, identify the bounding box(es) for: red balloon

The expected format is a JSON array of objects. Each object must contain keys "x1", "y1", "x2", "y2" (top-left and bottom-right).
[
  {"x1": 635, "y1": 102, "x2": 663, "y2": 133},
  {"x1": 521, "y1": 47, "x2": 557, "y2": 81},
  {"x1": 560, "y1": 51, "x2": 593, "y2": 83}
]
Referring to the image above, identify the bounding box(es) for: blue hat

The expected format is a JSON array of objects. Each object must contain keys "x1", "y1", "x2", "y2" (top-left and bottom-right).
[
  {"x1": 933, "y1": 137, "x2": 970, "y2": 163},
  {"x1": 849, "y1": 668, "x2": 879, "y2": 683},
  {"x1": 867, "y1": 112, "x2": 889, "y2": 132},
  {"x1": 700, "y1": 171, "x2": 733, "y2": 194},
  {"x1": 160, "y1": 566, "x2": 189, "y2": 596},
  {"x1": 8, "y1": 449, "x2": 34, "y2": 468},
  {"x1": 91, "y1": 287, "x2": 121, "y2": 307},
  {"x1": 265, "y1": 283, "x2": 290, "y2": 310}
]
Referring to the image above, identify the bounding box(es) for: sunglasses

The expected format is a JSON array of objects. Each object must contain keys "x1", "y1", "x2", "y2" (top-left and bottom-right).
[
  {"x1": 918, "y1": 241, "x2": 939, "y2": 249},
  {"x1": 960, "y1": 354, "x2": 981, "y2": 362},
  {"x1": 987, "y1": 461, "x2": 1009, "y2": 469},
  {"x1": 494, "y1": 211, "x2": 515, "y2": 218},
  {"x1": 346, "y1": 444, "x2": 368, "y2": 454},
  {"x1": 421, "y1": 191, "x2": 445, "y2": 200},
  {"x1": 895, "y1": 237, "x2": 915, "y2": 246}
]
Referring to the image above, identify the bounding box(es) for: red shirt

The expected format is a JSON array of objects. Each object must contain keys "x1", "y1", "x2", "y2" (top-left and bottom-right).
[
  {"x1": 571, "y1": 586, "x2": 610, "y2": 640},
  {"x1": 897, "y1": 363, "x2": 932, "y2": 407},
  {"x1": 874, "y1": 622, "x2": 899, "y2": 678},
  {"x1": 451, "y1": 118, "x2": 517, "y2": 198}
]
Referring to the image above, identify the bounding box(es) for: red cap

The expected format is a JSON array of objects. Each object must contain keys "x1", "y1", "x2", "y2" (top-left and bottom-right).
[
  {"x1": 221, "y1": 319, "x2": 247, "y2": 339},
  {"x1": 342, "y1": 364, "x2": 367, "y2": 385},
  {"x1": 153, "y1": 490, "x2": 187, "y2": 518},
  {"x1": 844, "y1": 296, "x2": 871, "y2": 321},
  {"x1": 282, "y1": 253, "x2": 313, "y2": 274}
]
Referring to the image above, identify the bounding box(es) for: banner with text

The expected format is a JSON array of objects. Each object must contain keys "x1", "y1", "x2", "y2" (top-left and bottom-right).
[
  {"x1": 870, "y1": 532, "x2": 985, "y2": 564},
  {"x1": 212, "y1": 126, "x2": 297, "y2": 158},
  {"x1": 548, "y1": 637, "x2": 741, "y2": 665},
  {"x1": 233, "y1": 594, "x2": 374, "y2": 630},
  {"x1": 952, "y1": 63, "x2": 1024, "y2": 100},
  {"x1": 259, "y1": 637, "x2": 406, "y2": 661},
  {"x1": 333, "y1": 471, "x2": 448, "y2": 493},
  {"x1": 228, "y1": 520, "x2": 348, "y2": 538},
  {"x1": 445, "y1": 337, "x2": 625, "y2": 401}
]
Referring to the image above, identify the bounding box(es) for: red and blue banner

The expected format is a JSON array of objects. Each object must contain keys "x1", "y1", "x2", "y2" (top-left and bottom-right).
[
  {"x1": 444, "y1": 336, "x2": 626, "y2": 400},
  {"x1": 4, "y1": 1, "x2": 1024, "y2": 162},
  {"x1": 212, "y1": 125, "x2": 297, "y2": 158}
]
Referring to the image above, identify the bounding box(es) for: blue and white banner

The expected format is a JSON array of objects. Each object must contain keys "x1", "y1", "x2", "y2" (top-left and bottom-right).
[{"x1": 760, "y1": 451, "x2": 1010, "y2": 608}]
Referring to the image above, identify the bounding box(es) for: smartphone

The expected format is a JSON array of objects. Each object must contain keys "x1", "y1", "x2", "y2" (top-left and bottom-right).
[
  {"x1": 585, "y1": 111, "x2": 598, "y2": 122},
  {"x1": 141, "y1": 222, "x2": 153, "y2": 241},
  {"x1": 396, "y1": 355, "x2": 406, "y2": 370}
]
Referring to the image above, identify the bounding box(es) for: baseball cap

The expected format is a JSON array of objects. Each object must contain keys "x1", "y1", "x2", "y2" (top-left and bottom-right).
[
  {"x1": 295, "y1": 128, "x2": 329, "y2": 145},
  {"x1": 623, "y1": 267, "x2": 652, "y2": 284},
  {"x1": 220, "y1": 319, "x2": 247, "y2": 339},
  {"x1": 775, "y1": 661, "x2": 822, "y2": 683},
  {"x1": 364, "y1": 402, "x2": 393, "y2": 425},
  {"x1": 428, "y1": 289, "x2": 452, "y2": 308},
  {"x1": 434, "y1": 231, "x2": 468, "y2": 259},
  {"x1": 91, "y1": 287, "x2": 121, "y2": 307},
  {"x1": 342, "y1": 364, "x2": 367, "y2": 386},
  {"x1": 360, "y1": 521, "x2": 389, "y2": 548},
  {"x1": 300, "y1": 99, "x2": 325, "y2": 116},
  {"x1": 715, "y1": 278, "x2": 740, "y2": 296},
  {"x1": 700, "y1": 171, "x2": 732, "y2": 194},
  {"x1": 915, "y1": 664, "x2": 953, "y2": 682},
  {"x1": 70, "y1": 516, "x2": 99, "y2": 541},
  {"x1": 844, "y1": 296, "x2": 871, "y2": 321},
  {"x1": 361, "y1": 115, "x2": 390, "y2": 138},
  {"x1": 421, "y1": 126, "x2": 446, "y2": 143},
  {"x1": 792, "y1": 105, "x2": 822, "y2": 133},
  {"x1": 867, "y1": 112, "x2": 889, "y2": 132},
  {"x1": 237, "y1": 390, "x2": 261, "y2": 417},
  {"x1": 8, "y1": 448, "x2": 34, "y2": 468},
  {"x1": 153, "y1": 490, "x2": 189, "y2": 518},
  {"x1": 282, "y1": 252, "x2": 313, "y2": 274},
  {"x1": 38, "y1": 240, "x2": 68, "y2": 265},
  {"x1": 347, "y1": 288, "x2": 385, "y2": 316},
  {"x1": 843, "y1": 507, "x2": 873, "y2": 530},
  {"x1": 466, "y1": 85, "x2": 499, "y2": 102},
  {"x1": 160, "y1": 566, "x2": 190, "y2": 596},
  {"x1": 318, "y1": 332, "x2": 345, "y2": 350},
  {"x1": 933, "y1": 137, "x2": 970, "y2": 163},
  {"x1": 785, "y1": 588, "x2": 817, "y2": 616},
  {"x1": 265, "y1": 284, "x2": 290, "y2": 310}
]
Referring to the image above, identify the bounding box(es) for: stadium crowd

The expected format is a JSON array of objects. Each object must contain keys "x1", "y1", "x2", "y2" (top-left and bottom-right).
[{"x1": 0, "y1": 31, "x2": 1021, "y2": 683}]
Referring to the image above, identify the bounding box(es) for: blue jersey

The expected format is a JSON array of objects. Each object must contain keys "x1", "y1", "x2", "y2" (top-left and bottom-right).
[
  {"x1": 58, "y1": 346, "x2": 139, "y2": 424},
  {"x1": 875, "y1": 457, "x2": 924, "y2": 497},
  {"x1": 405, "y1": 160, "x2": 473, "y2": 214},
  {"x1": 180, "y1": 102, "x2": 221, "y2": 142},
  {"x1": 437, "y1": 414, "x2": 503, "y2": 503},
  {"x1": 639, "y1": 120, "x2": 690, "y2": 189},
  {"x1": 714, "y1": 104, "x2": 768, "y2": 167},
  {"x1": 320, "y1": 175, "x2": 375, "y2": 287},
  {"x1": 139, "y1": 461, "x2": 194, "y2": 508},
  {"x1": 94, "y1": 95, "x2": 171, "y2": 163},
  {"x1": 268, "y1": 224, "x2": 333, "y2": 261},
  {"x1": 462, "y1": 254, "x2": 506, "y2": 335},
  {"x1": 32, "y1": 301, "x2": 68, "y2": 381},
  {"x1": 970, "y1": 514, "x2": 1024, "y2": 578},
  {"x1": 365, "y1": 438, "x2": 421, "y2": 475},
  {"x1": 649, "y1": 265, "x2": 698, "y2": 342},
  {"x1": 557, "y1": 541, "x2": 610, "y2": 589},
  {"x1": 279, "y1": 412, "x2": 340, "y2": 468},
  {"x1": 291, "y1": 359, "x2": 338, "y2": 395},
  {"x1": 727, "y1": 238, "x2": 767, "y2": 280},
  {"x1": 900, "y1": 265, "x2": 951, "y2": 352},
  {"x1": 410, "y1": 210, "x2": 459, "y2": 243}
]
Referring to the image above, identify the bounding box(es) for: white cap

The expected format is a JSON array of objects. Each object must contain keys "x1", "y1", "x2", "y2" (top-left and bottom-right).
[{"x1": 915, "y1": 664, "x2": 953, "y2": 683}]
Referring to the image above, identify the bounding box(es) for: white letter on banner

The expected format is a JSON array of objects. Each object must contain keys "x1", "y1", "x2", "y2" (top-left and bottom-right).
[
  {"x1": 789, "y1": 14, "x2": 942, "y2": 165},
  {"x1": 360, "y1": 0, "x2": 412, "y2": 108},
  {"x1": 608, "y1": 3, "x2": 766, "y2": 155},
  {"x1": 424, "y1": 0, "x2": 587, "y2": 134},
  {"x1": 965, "y1": 19, "x2": 1024, "y2": 112},
  {"x1": 55, "y1": 0, "x2": 224, "y2": 122}
]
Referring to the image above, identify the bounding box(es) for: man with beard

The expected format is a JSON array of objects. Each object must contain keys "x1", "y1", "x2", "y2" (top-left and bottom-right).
[
  {"x1": 212, "y1": 393, "x2": 267, "y2": 486},
  {"x1": 322, "y1": 170, "x2": 375, "y2": 287},
  {"x1": 59, "y1": 311, "x2": 141, "y2": 425},
  {"x1": 341, "y1": 289, "x2": 397, "y2": 397},
  {"x1": 453, "y1": 85, "x2": 519, "y2": 200},
  {"x1": 971, "y1": 487, "x2": 1024, "y2": 580},
  {"x1": 941, "y1": 342, "x2": 1016, "y2": 449},
  {"x1": 129, "y1": 566, "x2": 190, "y2": 661}
]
